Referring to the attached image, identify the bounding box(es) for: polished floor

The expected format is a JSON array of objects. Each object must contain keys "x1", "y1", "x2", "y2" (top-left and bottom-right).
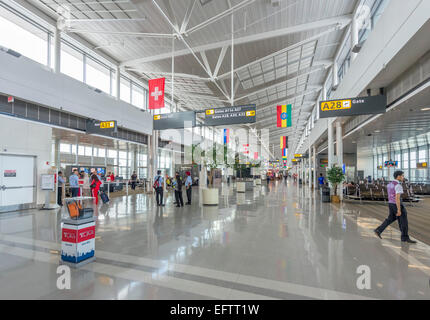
[{"x1": 1, "y1": 180, "x2": 430, "y2": 299}]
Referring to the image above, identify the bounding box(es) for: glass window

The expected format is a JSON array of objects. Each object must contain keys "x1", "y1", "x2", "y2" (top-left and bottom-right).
[
  {"x1": 60, "y1": 143, "x2": 70, "y2": 153},
  {"x1": 402, "y1": 151, "x2": 409, "y2": 169},
  {"x1": 132, "y1": 83, "x2": 144, "y2": 109},
  {"x1": 120, "y1": 77, "x2": 131, "y2": 103},
  {"x1": 85, "y1": 146, "x2": 92, "y2": 157},
  {"x1": 86, "y1": 57, "x2": 111, "y2": 94},
  {"x1": 98, "y1": 148, "x2": 106, "y2": 158},
  {"x1": 78, "y1": 146, "x2": 85, "y2": 156},
  {"x1": 0, "y1": 14, "x2": 48, "y2": 66},
  {"x1": 61, "y1": 42, "x2": 84, "y2": 82},
  {"x1": 410, "y1": 150, "x2": 416, "y2": 169}
]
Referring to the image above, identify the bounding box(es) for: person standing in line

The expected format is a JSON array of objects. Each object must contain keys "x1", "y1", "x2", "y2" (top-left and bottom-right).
[
  {"x1": 154, "y1": 170, "x2": 164, "y2": 206},
  {"x1": 90, "y1": 173, "x2": 101, "y2": 205},
  {"x1": 173, "y1": 172, "x2": 184, "y2": 208},
  {"x1": 374, "y1": 170, "x2": 417, "y2": 243},
  {"x1": 69, "y1": 169, "x2": 79, "y2": 198},
  {"x1": 57, "y1": 171, "x2": 65, "y2": 206},
  {"x1": 185, "y1": 171, "x2": 192, "y2": 205},
  {"x1": 131, "y1": 171, "x2": 137, "y2": 190}
]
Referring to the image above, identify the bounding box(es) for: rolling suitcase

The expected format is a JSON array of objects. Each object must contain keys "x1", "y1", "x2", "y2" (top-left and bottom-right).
[{"x1": 100, "y1": 191, "x2": 109, "y2": 204}]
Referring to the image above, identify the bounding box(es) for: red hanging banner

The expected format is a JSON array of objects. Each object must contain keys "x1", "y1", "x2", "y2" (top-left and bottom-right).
[{"x1": 148, "y1": 78, "x2": 165, "y2": 109}]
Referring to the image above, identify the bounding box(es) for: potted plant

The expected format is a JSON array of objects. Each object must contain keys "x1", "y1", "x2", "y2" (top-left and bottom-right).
[{"x1": 326, "y1": 165, "x2": 345, "y2": 203}]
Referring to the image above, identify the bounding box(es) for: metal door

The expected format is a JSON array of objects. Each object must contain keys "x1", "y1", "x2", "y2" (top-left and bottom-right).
[{"x1": 0, "y1": 154, "x2": 36, "y2": 210}]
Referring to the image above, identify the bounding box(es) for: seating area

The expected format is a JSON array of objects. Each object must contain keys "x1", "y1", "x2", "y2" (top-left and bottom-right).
[{"x1": 344, "y1": 181, "x2": 429, "y2": 203}]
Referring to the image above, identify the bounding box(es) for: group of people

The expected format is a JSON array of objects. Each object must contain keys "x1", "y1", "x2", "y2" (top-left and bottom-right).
[
  {"x1": 57, "y1": 169, "x2": 103, "y2": 206},
  {"x1": 153, "y1": 170, "x2": 192, "y2": 207}
]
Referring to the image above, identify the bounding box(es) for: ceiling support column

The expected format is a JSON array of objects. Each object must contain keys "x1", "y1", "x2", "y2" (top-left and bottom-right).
[
  {"x1": 336, "y1": 120, "x2": 343, "y2": 200},
  {"x1": 54, "y1": 27, "x2": 61, "y2": 74}
]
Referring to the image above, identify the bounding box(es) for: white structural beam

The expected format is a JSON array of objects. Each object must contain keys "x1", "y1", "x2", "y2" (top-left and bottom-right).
[
  {"x1": 213, "y1": 46, "x2": 229, "y2": 78},
  {"x1": 151, "y1": 0, "x2": 231, "y2": 101},
  {"x1": 235, "y1": 65, "x2": 329, "y2": 101},
  {"x1": 200, "y1": 51, "x2": 213, "y2": 77},
  {"x1": 65, "y1": 28, "x2": 174, "y2": 38},
  {"x1": 185, "y1": 0, "x2": 255, "y2": 35},
  {"x1": 128, "y1": 70, "x2": 210, "y2": 81},
  {"x1": 180, "y1": 0, "x2": 197, "y2": 33},
  {"x1": 256, "y1": 87, "x2": 322, "y2": 114},
  {"x1": 120, "y1": 15, "x2": 351, "y2": 67}
]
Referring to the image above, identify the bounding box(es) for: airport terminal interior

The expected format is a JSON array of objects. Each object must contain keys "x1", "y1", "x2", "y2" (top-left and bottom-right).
[{"x1": 1, "y1": 0, "x2": 430, "y2": 301}]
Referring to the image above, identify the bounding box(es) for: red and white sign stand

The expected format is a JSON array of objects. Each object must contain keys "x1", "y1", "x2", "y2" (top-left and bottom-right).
[{"x1": 61, "y1": 197, "x2": 96, "y2": 267}]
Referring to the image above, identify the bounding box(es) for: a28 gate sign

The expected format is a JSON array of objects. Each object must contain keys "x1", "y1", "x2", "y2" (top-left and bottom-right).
[{"x1": 319, "y1": 95, "x2": 386, "y2": 118}]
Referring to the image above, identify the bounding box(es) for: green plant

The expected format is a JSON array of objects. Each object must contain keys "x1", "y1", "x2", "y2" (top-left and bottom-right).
[{"x1": 326, "y1": 165, "x2": 345, "y2": 196}]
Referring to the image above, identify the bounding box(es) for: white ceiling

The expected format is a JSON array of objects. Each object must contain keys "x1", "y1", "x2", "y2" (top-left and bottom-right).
[{"x1": 27, "y1": 0, "x2": 358, "y2": 158}]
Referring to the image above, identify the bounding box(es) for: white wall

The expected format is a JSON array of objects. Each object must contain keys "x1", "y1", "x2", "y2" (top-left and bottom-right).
[
  {"x1": 0, "y1": 115, "x2": 52, "y2": 205},
  {"x1": 0, "y1": 50, "x2": 153, "y2": 135},
  {"x1": 357, "y1": 154, "x2": 373, "y2": 180}
]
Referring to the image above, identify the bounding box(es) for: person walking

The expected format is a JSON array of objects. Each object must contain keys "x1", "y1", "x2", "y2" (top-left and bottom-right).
[
  {"x1": 153, "y1": 170, "x2": 164, "y2": 206},
  {"x1": 90, "y1": 173, "x2": 102, "y2": 205},
  {"x1": 374, "y1": 170, "x2": 416, "y2": 243},
  {"x1": 57, "y1": 171, "x2": 65, "y2": 206},
  {"x1": 173, "y1": 172, "x2": 184, "y2": 207},
  {"x1": 318, "y1": 173, "x2": 325, "y2": 190},
  {"x1": 185, "y1": 171, "x2": 192, "y2": 205},
  {"x1": 69, "y1": 169, "x2": 79, "y2": 198},
  {"x1": 131, "y1": 171, "x2": 137, "y2": 190}
]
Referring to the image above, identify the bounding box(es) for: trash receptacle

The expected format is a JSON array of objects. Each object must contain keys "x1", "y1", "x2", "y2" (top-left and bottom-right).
[{"x1": 322, "y1": 186, "x2": 331, "y2": 203}]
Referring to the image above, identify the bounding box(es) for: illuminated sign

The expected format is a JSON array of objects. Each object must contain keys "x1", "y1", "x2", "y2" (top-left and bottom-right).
[
  {"x1": 204, "y1": 105, "x2": 256, "y2": 126},
  {"x1": 86, "y1": 119, "x2": 118, "y2": 136},
  {"x1": 99, "y1": 121, "x2": 115, "y2": 129},
  {"x1": 294, "y1": 154, "x2": 303, "y2": 158},
  {"x1": 417, "y1": 162, "x2": 428, "y2": 169},
  {"x1": 319, "y1": 95, "x2": 386, "y2": 118},
  {"x1": 153, "y1": 111, "x2": 196, "y2": 130}
]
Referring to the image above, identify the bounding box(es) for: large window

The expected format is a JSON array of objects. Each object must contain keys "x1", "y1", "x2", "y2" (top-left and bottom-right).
[
  {"x1": 120, "y1": 77, "x2": 131, "y2": 103},
  {"x1": 61, "y1": 42, "x2": 84, "y2": 82},
  {"x1": 86, "y1": 57, "x2": 111, "y2": 94},
  {"x1": 132, "y1": 83, "x2": 144, "y2": 109},
  {"x1": 0, "y1": 13, "x2": 47, "y2": 66}
]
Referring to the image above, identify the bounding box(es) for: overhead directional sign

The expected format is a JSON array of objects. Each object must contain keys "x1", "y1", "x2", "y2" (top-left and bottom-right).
[
  {"x1": 86, "y1": 119, "x2": 118, "y2": 136},
  {"x1": 319, "y1": 95, "x2": 386, "y2": 118},
  {"x1": 204, "y1": 105, "x2": 256, "y2": 126},
  {"x1": 153, "y1": 111, "x2": 196, "y2": 130}
]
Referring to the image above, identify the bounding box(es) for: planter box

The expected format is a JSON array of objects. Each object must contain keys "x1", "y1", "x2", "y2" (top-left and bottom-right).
[
  {"x1": 236, "y1": 182, "x2": 246, "y2": 193},
  {"x1": 202, "y1": 188, "x2": 219, "y2": 205}
]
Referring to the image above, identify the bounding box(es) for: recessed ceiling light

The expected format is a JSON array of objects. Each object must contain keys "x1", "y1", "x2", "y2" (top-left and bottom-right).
[{"x1": 374, "y1": 130, "x2": 381, "y2": 133}]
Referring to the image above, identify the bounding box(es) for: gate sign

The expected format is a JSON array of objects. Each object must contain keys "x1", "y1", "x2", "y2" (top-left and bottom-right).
[
  {"x1": 153, "y1": 111, "x2": 196, "y2": 130},
  {"x1": 86, "y1": 119, "x2": 118, "y2": 135},
  {"x1": 319, "y1": 95, "x2": 386, "y2": 118},
  {"x1": 204, "y1": 105, "x2": 256, "y2": 126}
]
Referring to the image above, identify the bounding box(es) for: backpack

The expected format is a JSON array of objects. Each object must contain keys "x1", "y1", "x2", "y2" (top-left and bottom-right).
[{"x1": 153, "y1": 176, "x2": 161, "y2": 189}]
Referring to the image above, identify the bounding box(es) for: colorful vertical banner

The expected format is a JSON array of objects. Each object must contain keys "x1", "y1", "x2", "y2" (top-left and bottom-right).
[
  {"x1": 277, "y1": 104, "x2": 292, "y2": 127},
  {"x1": 148, "y1": 77, "x2": 165, "y2": 109},
  {"x1": 223, "y1": 129, "x2": 230, "y2": 144},
  {"x1": 280, "y1": 136, "x2": 288, "y2": 149},
  {"x1": 254, "y1": 152, "x2": 259, "y2": 160},
  {"x1": 282, "y1": 148, "x2": 287, "y2": 157}
]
